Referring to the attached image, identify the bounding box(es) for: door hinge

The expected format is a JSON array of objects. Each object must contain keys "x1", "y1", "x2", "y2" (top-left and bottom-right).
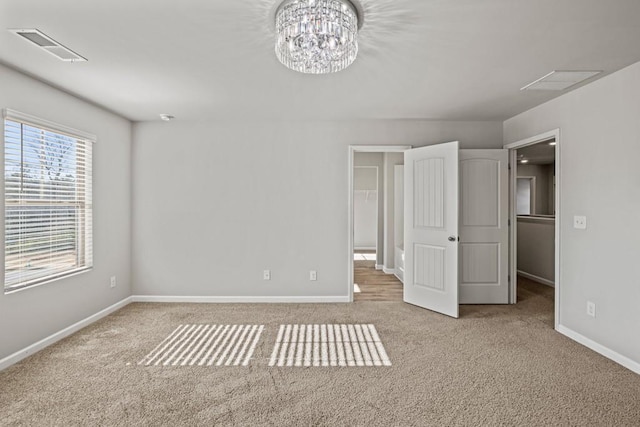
[
  {"x1": 508, "y1": 275, "x2": 511, "y2": 283},
  {"x1": 508, "y1": 163, "x2": 511, "y2": 170},
  {"x1": 508, "y1": 219, "x2": 511, "y2": 226}
]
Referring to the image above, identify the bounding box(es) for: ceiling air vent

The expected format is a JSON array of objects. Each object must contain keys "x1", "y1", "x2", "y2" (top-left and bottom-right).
[
  {"x1": 521, "y1": 70, "x2": 601, "y2": 91},
  {"x1": 9, "y1": 29, "x2": 87, "y2": 62}
]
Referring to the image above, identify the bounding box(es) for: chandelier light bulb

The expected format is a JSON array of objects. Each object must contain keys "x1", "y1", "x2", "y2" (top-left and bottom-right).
[{"x1": 275, "y1": 0, "x2": 360, "y2": 74}]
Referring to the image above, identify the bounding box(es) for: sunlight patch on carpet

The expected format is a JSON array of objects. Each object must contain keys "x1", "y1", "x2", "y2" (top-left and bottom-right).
[
  {"x1": 138, "y1": 324, "x2": 264, "y2": 367},
  {"x1": 269, "y1": 324, "x2": 391, "y2": 367},
  {"x1": 354, "y1": 284, "x2": 361, "y2": 293}
]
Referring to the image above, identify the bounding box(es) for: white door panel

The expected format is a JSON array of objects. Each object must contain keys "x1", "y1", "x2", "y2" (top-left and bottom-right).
[
  {"x1": 404, "y1": 142, "x2": 459, "y2": 318},
  {"x1": 459, "y1": 150, "x2": 509, "y2": 304}
]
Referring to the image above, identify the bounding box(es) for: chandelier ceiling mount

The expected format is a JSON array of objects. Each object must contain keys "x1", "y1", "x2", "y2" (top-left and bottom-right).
[{"x1": 274, "y1": 0, "x2": 364, "y2": 74}]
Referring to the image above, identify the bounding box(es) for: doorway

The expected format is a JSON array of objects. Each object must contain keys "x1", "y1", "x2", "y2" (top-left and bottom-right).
[
  {"x1": 348, "y1": 146, "x2": 410, "y2": 302},
  {"x1": 348, "y1": 143, "x2": 511, "y2": 312},
  {"x1": 505, "y1": 129, "x2": 561, "y2": 329}
]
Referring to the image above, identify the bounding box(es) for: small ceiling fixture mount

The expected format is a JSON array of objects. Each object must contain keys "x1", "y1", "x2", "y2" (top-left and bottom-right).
[
  {"x1": 159, "y1": 114, "x2": 175, "y2": 121},
  {"x1": 275, "y1": 0, "x2": 362, "y2": 74}
]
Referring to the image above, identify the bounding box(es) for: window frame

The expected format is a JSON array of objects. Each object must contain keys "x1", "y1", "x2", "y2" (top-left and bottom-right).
[{"x1": 3, "y1": 109, "x2": 95, "y2": 293}]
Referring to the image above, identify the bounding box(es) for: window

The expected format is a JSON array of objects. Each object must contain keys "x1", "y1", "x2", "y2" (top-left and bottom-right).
[
  {"x1": 516, "y1": 177, "x2": 535, "y2": 215},
  {"x1": 4, "y1": 110, "x2": 94, "y2": 292}
]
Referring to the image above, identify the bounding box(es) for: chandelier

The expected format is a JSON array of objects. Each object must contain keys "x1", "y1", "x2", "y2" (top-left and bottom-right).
[{"x1": 275, "y1": 0, "x2": 361, "y2": 74}]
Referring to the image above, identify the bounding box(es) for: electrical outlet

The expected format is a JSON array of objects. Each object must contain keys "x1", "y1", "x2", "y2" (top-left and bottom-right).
[
  {"x1": 309, "y1": 270, "x2": 317, "y2": 281},
  {"x1": 587, "y1": 301, "x2": 596, "y2": 318},
  {"x1": 574, "y1": 215, "x2": 587, "y2": 230},
  {"x1": 110, "y1": 276, "x2": 117, "y2": 288},
  {"x1": 263, "y1": 270, "x2": 271, "y2": 280}
]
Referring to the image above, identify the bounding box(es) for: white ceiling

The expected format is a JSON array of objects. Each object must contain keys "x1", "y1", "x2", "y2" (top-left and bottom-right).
[
  {"x1": 518, "y1": 141, "x2": 555, "y2": 165},
  {"x1": 1, "y1": 0, "x2": 640, "y2": 122}
]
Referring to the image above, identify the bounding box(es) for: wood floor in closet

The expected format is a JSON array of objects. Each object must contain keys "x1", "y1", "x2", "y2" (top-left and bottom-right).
[{"x1": 353, "y1": 259, "x2": 403, "y2": 302}]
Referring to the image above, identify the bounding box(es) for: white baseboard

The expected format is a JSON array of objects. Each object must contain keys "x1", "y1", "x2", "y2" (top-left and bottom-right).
[
  {"x1": 382, "y1": 266, "x2": 395, "y2": 275},
  {"x1": 517, "y1": 270, "x2": 555, "y2": 287},
  {"x1": 131, "y1": 295, "x2": 350, "y2": 303},
  {"x1": 0, "y1": 297, "x2": 132, "y2": 372},
  {"x1": 557, "y1": 324, "x2": 640, "y2": 376},
  {"x1": 354, "y1": 247, "x2": 376, "y2": 251},
  {"x1": 375, "y1": 264, "x2": 383, "y2": 271}
]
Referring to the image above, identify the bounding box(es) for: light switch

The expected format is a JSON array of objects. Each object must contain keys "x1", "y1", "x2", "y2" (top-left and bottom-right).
[
  {"x1": 587, "y1": 301, "x2": 596, "y2": 318},
  {"x1": 574, "y1": 215, "x2": 587, "y2": 230}
]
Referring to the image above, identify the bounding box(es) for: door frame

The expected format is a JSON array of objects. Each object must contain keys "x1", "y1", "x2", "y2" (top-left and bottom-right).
[
  {"x1": 504, "y1": 129, "x2": 561, "y2": 329},
  {"x1": 348, "y1": 145, "x2": 411, "y2": 302}
]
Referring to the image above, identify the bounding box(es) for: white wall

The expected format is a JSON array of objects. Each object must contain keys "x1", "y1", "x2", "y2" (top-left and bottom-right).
[
  {"x1": 353, "y1": 165, "x2": 377, "y2": 191},
  {"x1": 353, "y1": 191, "x2": 377, "y2": 249},
  {"x1": 504, "y1": 60, "x2": 640, "y2": 366},
  {"x1": 354, "y1": 153, "x2": 383, "y2": 263},
  {"x1": 393, "y1": 165, "x2": 404, "y2": 251},
  {"x1": 353, "y1": 167, "x2": 377, "y2": 249},
  {"x1": 383, "y1": 153, "x2": 403, "y2": 269},
  {"x1": 132, "y1": 120, "x2": 502, "y2": 299},
  {"x1": 517, "y1": 217, "x2": 555, "y2": 284},
  {"x1": 0, "y1": 64, "x2": 132, "y2": 360}
]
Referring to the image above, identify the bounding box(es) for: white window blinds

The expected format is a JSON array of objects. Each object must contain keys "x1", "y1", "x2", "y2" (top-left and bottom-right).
[{"x1": 4, "y1": 110, "x2": 94, "y2": 292}]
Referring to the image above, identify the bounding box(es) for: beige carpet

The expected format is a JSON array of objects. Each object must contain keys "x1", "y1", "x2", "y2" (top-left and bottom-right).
[{"x1": 1, "y1": 280, "x2": 639, "y2": 426}]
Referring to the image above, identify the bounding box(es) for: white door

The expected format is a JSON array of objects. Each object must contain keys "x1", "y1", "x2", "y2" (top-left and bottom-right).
[
  {"x1": 458, "y1": 150, "x2": 509, "y2": 304},
  {"x1": 404, "y1": 141, "x2": 459, "y2": 318}
]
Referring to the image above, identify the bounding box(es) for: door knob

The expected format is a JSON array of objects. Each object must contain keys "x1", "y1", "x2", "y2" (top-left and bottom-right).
[{"x1": 448, "y1": 236, "x2": 457, "y2": 242}]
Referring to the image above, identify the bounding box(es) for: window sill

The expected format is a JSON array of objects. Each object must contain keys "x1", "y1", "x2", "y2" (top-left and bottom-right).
[{"x1": 4, "y1": 267, "x2": 93, "y2": 295}]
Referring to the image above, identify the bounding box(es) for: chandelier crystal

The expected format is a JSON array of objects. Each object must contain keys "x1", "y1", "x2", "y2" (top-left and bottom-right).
[{"x1": 275, "y1": 0, "x2": 359, "y2": 74}]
